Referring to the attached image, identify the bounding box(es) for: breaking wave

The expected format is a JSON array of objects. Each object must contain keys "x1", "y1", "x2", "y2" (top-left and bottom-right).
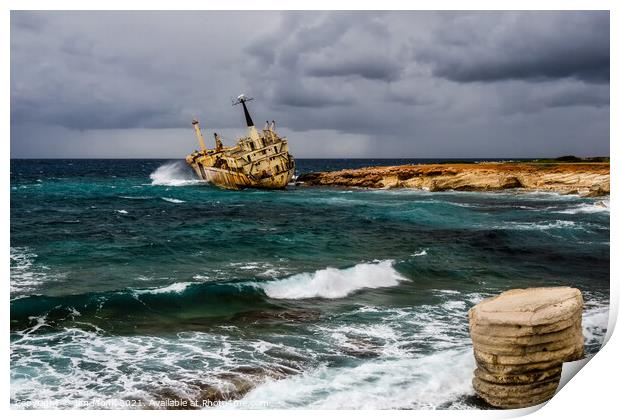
[
  {"x1": 499, "y1": 220, "x2": 583, "y2": 231},
  {"x1": 132, "y1": 281, "x2": 196, "y2": 295},
  {"x1": 260, "y1": 260, "x2": 406, "y2": 299},
  {"x1": 149, "y1": 162, "x2": 200, "y2": 187},
  {"x1": 10, "y1": 281, "x2": 609, "y2": 409},
  {"x1": 239, "y1": 348, "x2": 476, "y2": 409},
  {"x1": 10, "y1": 261, "x2": 408, "y2": 328},
  {"x1": 237, "y1": 295, "x2": 610, "y2": 409},
  {"x1": 555, "y1": 199, "x2": 610, "y2": 215},
  {"x1": 161, "y1": 197, "x2": 185, "y2": 203}
]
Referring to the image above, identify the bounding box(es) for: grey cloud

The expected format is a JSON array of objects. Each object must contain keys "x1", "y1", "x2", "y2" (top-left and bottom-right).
[
  {"x1": 10, "y1": 11, "x2": 609, "y2": 158},
  {"x1": 11, "y1": 11, "x2": 263, "y2": 131},
  {"x1": 543, "y1": 88, "x2": 609, "y2": 109},
  {"x1": 10, "y1": 11, "x2": 48, "y2": 31},
  {"x1": 272, "y1": 81, "x2": 354, "y2": 108},
  {"x1": 417, "y1": 11, "x2": 609, "y2": 83},
  {"x1": 527, "y1": 82, "x2": 609, "y2": 111},
  {"x1": 305, "y1": 55, "x2": 402, "y2": 81}
]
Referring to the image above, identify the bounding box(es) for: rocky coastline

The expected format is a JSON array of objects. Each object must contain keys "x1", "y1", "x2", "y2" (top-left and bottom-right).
[{"x1": 297, "y1": 162, "x2": 610, "y2": 197}]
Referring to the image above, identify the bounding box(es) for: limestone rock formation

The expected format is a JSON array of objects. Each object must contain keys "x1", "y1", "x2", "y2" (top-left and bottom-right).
[
  {"x1": 468, "y1": 287, "x2": 585, "y2": 409},
  {"x1": 297, "y1": 163, "x2": 610, "y2": 196}
]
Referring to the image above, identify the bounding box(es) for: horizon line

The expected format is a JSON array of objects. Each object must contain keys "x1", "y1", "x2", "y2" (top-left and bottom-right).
[{"x1": 8, "y1": 156, "x2": 610, "y2": 160}]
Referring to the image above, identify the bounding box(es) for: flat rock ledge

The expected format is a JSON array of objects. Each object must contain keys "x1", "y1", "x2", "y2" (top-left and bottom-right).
[
  {"x1": 297, "y1": 162, "x2": 609, "y2": 196},
  {"x1": 468, "y1": 287, "x2": 585, "y2": 409}
]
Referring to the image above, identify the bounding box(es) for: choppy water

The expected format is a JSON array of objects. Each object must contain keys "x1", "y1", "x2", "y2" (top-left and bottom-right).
[{"x1": 10, "y1": 159, "x2": 610, "y2": 409}]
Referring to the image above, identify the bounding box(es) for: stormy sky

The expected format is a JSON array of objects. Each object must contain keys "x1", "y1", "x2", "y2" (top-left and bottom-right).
[{"x1": 10, "y1": 11, "x2": 609, "y2": 158}]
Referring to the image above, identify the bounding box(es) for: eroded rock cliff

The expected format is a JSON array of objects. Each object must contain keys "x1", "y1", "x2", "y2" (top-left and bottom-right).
[{"x1": 297, "y1": 163, "x2": 609, "y2": 196}]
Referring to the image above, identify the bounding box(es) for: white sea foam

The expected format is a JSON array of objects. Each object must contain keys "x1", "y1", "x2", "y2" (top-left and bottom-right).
[
  {"x1": 239, "y1": 348, "x2": 476, "y2": 409},
  {"x1": 330, "y1": 300, "x2": 469, "y2": 353},
  {"x1": 464, "y1": 292, "x2": 488, "y2": 305},
  {"x1": 10, "y1": 247, "x2": 62, "y2": 296},
  {"x1": 10, "y1": 247, "x2": 39, "y2": 294},
  {"x1": 500, "y1": 220, "x2": 582, "y2": 231},
  {"x1": 582, "y1": 304, "x2": 609, "y2": 346},
  {"x1": 226, "y1": 261, "x2": 290, "y2": 279},
  {"x1": 435, "y1": 289, "x2": 460, "y2": 295},
  {"x1": 119, "y1": 195, "x2": 152, "y2": 200},
  {"x1": 132, "y1": 282, "x2": 195, "y2": 295},
  {"x1": 321, "y1": 323, "x2": 403, "y2": 357},
  {"x1": 510, "y1": 191, "x2": 580, "y2": 200},
  {"x1": 11, "y1": 285, "x2": 609, "y2": 409},
  {"x1": 232, "y1": 262, "x2": 261, "y2": 270},
  {"x1": 260, "y1": 260, "x2": 406, "y2": 299},
  {"x1": 257, "y1": 268, "x2": 283, "y2": 279},
  {"x1": 150, "y1": 162, "x2": 201, "y2": 187},
  {"x1": 161, "y1": 197, "x2": 186, "y2": 203},
  {"x1": 10, "y1": 329, "x2": 281, "y2": 409},
  {"x1": 412, "y1": 249, "x2": 428, "y2": 257},
  {"x1": 555, "y1": 199, "x2": 610, "y2": 215},
  {"x1": 238, "y1": 296, "x2": 610, "y2": 409}
]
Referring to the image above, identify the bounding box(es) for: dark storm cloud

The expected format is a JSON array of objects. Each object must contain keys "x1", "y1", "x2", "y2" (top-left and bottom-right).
[
  {"x1": 416, "y1": 11, "x2": 609, "y2": 83},
  {"x1": 271, "y1": 80, "x2": 354, "y2": 108},
  {"x1": 10, "y1": 10, "x2": 609, "y2": 158},
  {"x1": 10, "y1": 11, "x2": 48, "y2": 31},
  {"x1": 243, "y1": 12, "x2": 408, "y2": 109},
  {"x1": 305, "y1": 56, "x2": 402, "y2": 81}
]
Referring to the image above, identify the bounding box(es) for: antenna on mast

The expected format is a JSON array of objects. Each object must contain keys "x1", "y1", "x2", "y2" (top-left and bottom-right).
[
  {"x1": 232, "y1": 94, "x2": 254, "y2": 106},
  {"x1": 232, "y1": 94, "x2": 255, "y2": 127}
]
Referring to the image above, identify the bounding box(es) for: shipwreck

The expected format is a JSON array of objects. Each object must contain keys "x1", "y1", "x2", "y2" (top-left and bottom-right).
[{"x1": 185, "y1": 94, "x2": 295, "y2": 190}]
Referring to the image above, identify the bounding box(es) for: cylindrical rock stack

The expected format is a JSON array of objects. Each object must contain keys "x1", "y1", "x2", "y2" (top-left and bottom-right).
[{"x1": 468, "y1": 287, "x2": 584, "y2": 409}]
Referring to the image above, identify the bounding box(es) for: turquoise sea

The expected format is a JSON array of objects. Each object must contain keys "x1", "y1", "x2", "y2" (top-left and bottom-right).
[{"x1": 10, "y1": 159, "x2": 610, "y2": 409}]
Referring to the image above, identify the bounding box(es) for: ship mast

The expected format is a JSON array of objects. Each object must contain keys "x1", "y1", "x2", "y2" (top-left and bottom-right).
[
  {"x1": 192, "y1": 118, "x2": 207, "y2": 152},
  {"x1": 233, "y1": 94, "x2": 260, "y2": 142}
]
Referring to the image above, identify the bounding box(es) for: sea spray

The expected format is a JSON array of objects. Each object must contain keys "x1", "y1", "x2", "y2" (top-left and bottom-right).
[
  {"x1": 150, "y1": 161, "x2": 200, "y2": 187},
  {"x1": 260, "y1": 260, "x2": 406, "y2": 299}
]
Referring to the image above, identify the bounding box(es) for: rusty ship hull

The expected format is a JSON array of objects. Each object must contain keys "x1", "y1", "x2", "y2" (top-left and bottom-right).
[
  {"x1": 189, "y1": 163, "x2": 295, "y2": 190},
  {"x1": 185, "y1": 95, "x2": 295, "y2": 190}
]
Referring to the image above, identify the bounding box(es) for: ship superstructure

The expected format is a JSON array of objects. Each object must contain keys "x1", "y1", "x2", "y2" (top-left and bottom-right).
[{"x1": 185, "y1": 95, "x2": 295, "y2": 189}]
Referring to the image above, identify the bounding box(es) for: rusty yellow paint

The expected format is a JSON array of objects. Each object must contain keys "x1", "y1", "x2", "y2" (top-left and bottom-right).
[
  {"x1": 186, "y1": 121, "x2": 295, "y2": 190},
  {"x1": 191, "y1": 119, "x2": 207, "y2": 152}
]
